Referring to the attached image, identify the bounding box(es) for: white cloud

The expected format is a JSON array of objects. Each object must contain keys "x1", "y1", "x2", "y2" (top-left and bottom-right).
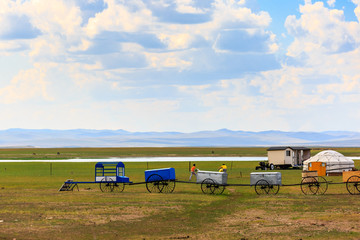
[
  {"x1": 0, "y1": 64, "x2": 52, "y2": 104},
  {"x1": 0, "y1": 14, "x2": 40, "y2": 40},
  {"x1": 145, "y1": 51, "x2": 192, "y2": 69},
  {"x1": 352, "y1": 0, "x2": 360, "y2": 21},
  {"x1": 24, "y1": 0, "x2": 82, "y2": 38},
  {"x1": 174, "y1": 77, "x2": 294, "y2": 131},
  {"x1": 0, "y1": 41, "x2": 27, "y2": 52},
  {"x1": 86, "y1": 0, "x2": 154, "y2": 37},
  {"x1": 212, "y1": 0, "x2": 271, "y2": 29},
  {"x1": 327, "y1": 0, "x2": 336, "y2": 7},
  {"x1": 9, "y1": 0, "x2": 357, "y2": 132},
  {"x1": 285, "y1": 2, "x2": 360, "y2": 56},
  {"x1": 319, "y1": 74, "x2": 360, "y2": 94},
  {"x1": 282, "y1": 1, "x2": 360, "y2": 102},
  {"x1": 102, "y1": 99, "x2": 183, "y2": 131},
  {"x1": 157, "y1": 33, "x2": 194, "y2": 49},
  {"x1": 175, "y1": 0, "x2": 206, "y2": 14},
  {"x1": 213, "y1": 29, "x2": 278, "y2": 53}
]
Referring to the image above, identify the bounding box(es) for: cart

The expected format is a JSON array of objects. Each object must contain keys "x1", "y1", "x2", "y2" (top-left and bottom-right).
[
  {"x1": 58, "y1": 162, "x2": 360, "y2": 196},
  {"x1": 250, "y1": 172, "x2": 281, "y2": 195},
  {"x1": 343, "y1": 171, "x2": 360, "y2": 195},
  {"x1": 144, "y1": 168, "x2": 176, "y2": 193},
  {"x1": 60, "y1": 164, "x2": 177, "y2": 194},
  {"x1": 247, "y1": 171, "x2": 330, "y2": 195},
  {"x1": 196, "y1": 170, "x2": 228, "y2": 194},
  {"x1": 299, "y1": 176, "x2": 328, "y2": 195},
  {"x1": 59, "y1": 162, "x2": 131, "y2": 192}
]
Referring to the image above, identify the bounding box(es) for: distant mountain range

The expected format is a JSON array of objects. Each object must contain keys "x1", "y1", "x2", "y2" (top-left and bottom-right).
[{"x1": 0, "y1": 128, "x2": 360, "y2": 148}]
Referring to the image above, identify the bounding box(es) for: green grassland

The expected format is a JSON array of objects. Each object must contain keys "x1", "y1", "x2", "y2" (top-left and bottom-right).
[
  {"x1": 0, "y1": 148, "x2": 360, "y2": 239},
  {"x1": 1, "y1": 147, "x2": 360, "y2": 160},
  {"x1": 0, "y1": 147, "x2": 269, "y2": 160},
  {"x1": 0, "y1": 159, "x2": 359, "y2": 239}
]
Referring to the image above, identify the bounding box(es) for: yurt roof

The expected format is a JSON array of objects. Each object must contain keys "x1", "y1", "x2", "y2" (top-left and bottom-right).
[{"x1": 304, "y1": 150, "x2": 354, "y2": 164}]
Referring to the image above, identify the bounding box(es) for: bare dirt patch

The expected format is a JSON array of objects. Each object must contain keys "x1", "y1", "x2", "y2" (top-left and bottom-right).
[{"x1": 198, "y1": 195, "x2": 360, "y2": 239}]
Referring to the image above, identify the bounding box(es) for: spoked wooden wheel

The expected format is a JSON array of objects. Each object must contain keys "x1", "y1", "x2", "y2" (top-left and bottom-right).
[
  {"x1": 100, "y1": 179, "x2": 115, "y2": 192},
  {"x1": 201, "y1": 178, "x2": 215, "y2": 194},
  {"x1": 112, "y1": 182, "x2": 125, "y2": 192},
  {"x1": 301, "y1": 176, "x2": 318, "y2": 195},
  {"x1": 346, "y1": 175, "x2": 360, "y2": 195},
  {"x1": 255, "y1": 179, "x2": 270, "y2": 195},
  {"x1": 317, "y1": 176, "x2": 328, "y2": 195},
  {"x1": 160, "y1": 180, "x2": 176, "y2": 193},
  {"x1": 211, "y1": 182, "x2": 225, "y2": 195},
  {"x1": 268, "y1": 184, "x2": 280, "y2": 195},
  {"x1": 146, "y1": 174, "x2": 164, "y2": 193}
]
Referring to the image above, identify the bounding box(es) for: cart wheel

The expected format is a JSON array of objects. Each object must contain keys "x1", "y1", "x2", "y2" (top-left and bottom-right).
[
  {"x1": 100, "y1": 179, "x2": 114, "y2": 192},
  {"x1": 317, "y1": 176, "x2": 328, "y2": 195},
  {"x1": 346, "y1": 175, "x2": 360, "y2": 195},
  {"x1": 301, "y1": 176, "x2": 318, "y2": 195},
  {"x1": 146, "y1": 174, "x2": 164, "y2": 193},
  {"x1": 268, "y1": 184, "x2": 280, "y2": 195},
  {"x1": 160, "y1": 180, "x2": 175, "y2": 193},
  {"x1": 113, "y1": 182, "x2": 125, "y2": 192},
  {"x1": 255, "y1": 179, "x2": 270, "y2": 195},
  {"x1": 210, "y1": 180, "x2": 225, "y2": 195},
  {"x1": 201, "y1": 178, "x2": 215, "y2": 194}
]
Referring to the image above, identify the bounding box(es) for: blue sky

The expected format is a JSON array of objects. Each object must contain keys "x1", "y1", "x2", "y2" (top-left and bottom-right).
[{"x1": 1, "y1": 0, "x2": 360, "y2": 132}]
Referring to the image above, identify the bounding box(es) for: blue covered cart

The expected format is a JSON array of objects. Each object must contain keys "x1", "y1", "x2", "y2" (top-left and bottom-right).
[
  {"x1": 59, "y1": 163, "x2": 177, "y2": 193},
  {"x1": 144, "y1": 168, "x2": 176, "y2": 193},
  {"x1": 59, "y1": 162, "x2": 131, "y2": 192}
]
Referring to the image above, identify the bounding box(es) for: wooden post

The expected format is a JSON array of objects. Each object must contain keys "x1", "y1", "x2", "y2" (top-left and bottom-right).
[{"x1": 189, "y1": 161, "x2": 191, "y2": 172}]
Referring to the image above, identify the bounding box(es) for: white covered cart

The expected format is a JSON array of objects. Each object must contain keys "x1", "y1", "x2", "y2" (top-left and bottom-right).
[
  {"x1": 250, "y1": 172, "x2": 282, "y2": 195},
  {"x1": 196, "y1": 170, "x2": 228, "y2": 194}
]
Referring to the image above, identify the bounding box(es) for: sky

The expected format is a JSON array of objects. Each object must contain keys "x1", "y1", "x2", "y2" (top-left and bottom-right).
[{"x1": 1, "y1": 0, "x2": 360, "y2": 133}]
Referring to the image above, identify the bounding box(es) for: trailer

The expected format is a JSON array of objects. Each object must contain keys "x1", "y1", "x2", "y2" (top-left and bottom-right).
[{"x1": 256, "y1": 147, "x2": 311, "y2": 170}]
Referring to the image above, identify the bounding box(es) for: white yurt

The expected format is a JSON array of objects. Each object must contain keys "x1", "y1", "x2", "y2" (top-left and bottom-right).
[{"x1": 303, "y1": 150, "x2": 354, "y2": 174}]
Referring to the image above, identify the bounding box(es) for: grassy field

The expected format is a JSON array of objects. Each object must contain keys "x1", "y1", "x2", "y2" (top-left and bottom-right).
[
  {"x1": 0, "y1": 157, "x2": 360, "y2": 239},
  {"x1": 0, "y1": 147, "x2": 269, "y2": 160},
  {"x1": 1, "y1": 147, "x2": 360, "y2": 160}
]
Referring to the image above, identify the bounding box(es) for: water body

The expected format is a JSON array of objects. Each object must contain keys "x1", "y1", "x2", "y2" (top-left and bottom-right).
[
  {"x1": 0, "y1": 157, "x2": 267, "y2": 163},
  {"x1": 0, "y1": 156, "x2": 359, "y2": 163}
]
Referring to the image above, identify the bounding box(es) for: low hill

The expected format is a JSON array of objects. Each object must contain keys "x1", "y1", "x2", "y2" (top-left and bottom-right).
[{"x1": 1, "y1": 129, "x2": 360, "y2": 147}]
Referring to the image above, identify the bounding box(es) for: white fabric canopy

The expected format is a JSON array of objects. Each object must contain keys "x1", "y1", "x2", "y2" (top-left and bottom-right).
[{"x1": 303, "y1": 150, "x2": 354, "y2": 173}]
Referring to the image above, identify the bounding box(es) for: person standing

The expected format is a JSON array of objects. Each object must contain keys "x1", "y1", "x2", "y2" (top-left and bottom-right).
[
  {"x1": 218, "y1": 163, "x2": 227, "y2": 173},
  {"x1": 189, "y1": 164, "x2": 197, "y2": 181}
]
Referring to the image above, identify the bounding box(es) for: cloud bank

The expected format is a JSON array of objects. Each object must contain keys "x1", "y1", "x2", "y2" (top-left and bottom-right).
[{"x1": 1, "y1": 0, "x2": 360, "y2": 132}]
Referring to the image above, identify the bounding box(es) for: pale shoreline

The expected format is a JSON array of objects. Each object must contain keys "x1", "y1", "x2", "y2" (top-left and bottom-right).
[
  {"x1": 0, "y1": 156, "x2": 266, "y2": 162},
  {"x1": 0, "y1": 156, "x2": 360, "y2": 162}
]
